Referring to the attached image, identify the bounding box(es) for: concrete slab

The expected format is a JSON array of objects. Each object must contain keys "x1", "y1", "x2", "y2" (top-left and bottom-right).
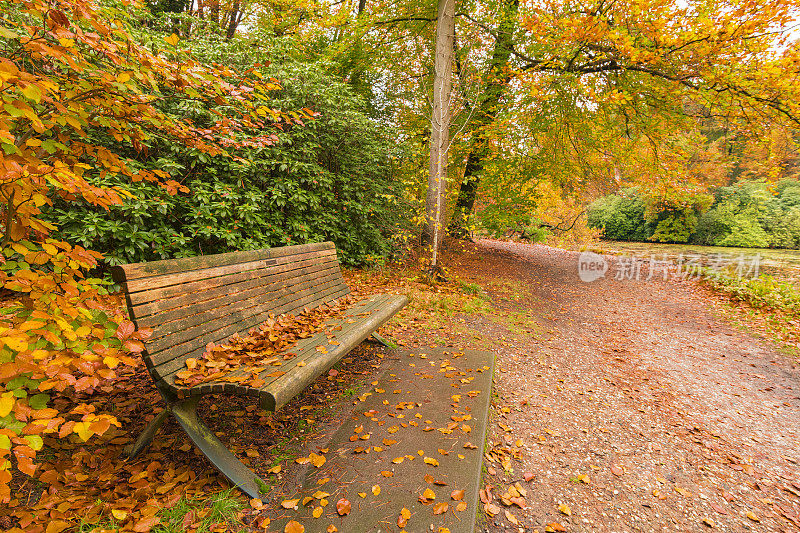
[{"x1": 269, "y1": 348, "x2": 494, "y2": 533}]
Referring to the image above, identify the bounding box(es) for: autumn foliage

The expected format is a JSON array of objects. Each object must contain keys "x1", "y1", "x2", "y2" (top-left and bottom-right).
[{"x1": 0, "y1": 0, "x2": 302, "y2": 502}]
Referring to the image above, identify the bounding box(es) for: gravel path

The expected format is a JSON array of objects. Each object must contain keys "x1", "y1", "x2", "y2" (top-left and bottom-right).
[{"x1": 449, "y1": 239, "x2": 800, "y2": 532}]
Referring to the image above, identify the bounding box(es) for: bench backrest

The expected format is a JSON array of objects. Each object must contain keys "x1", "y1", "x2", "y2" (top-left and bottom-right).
[{"x1": 111, "y1": 242, "x2": 349, "y2": 384}]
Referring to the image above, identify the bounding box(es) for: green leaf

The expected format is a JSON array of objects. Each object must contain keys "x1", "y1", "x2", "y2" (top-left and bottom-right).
[{"x1": 28, "y1": 394, "x2": 50, "y2": 410}]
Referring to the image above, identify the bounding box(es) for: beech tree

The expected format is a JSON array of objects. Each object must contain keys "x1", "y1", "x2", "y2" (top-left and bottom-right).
[{"x1": 0, "y1": 0, "x2": 302, "y2": 501}]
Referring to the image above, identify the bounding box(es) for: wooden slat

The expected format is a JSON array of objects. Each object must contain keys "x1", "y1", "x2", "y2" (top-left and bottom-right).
[
  {"x1": 112, "y1": 242, "x2": 335, "y2": 282},
  {"x1": 148, "y1": 283, "x2": 351, "y2": 375},
  {"x1": 150, "y1": 286, "x2": 352, "y2": 382},
  {"x1": 266, "y1": 295, "x2": 407, "y2": 410},
  {"x1": 181, "y1": 295, "x2": 388, "y2": 395},
  {"x1": 127, "y1": 253, "x2": 339, "y2": 307},
  {"x1": 122, "y1": 248, "x2": 337, "y2": 295},
  {"x1": 134, "y1": 262, "x2": 342, "y2": 328},
  {"x1": 145, "y1": 271, "x2": 346, "y2": 352}
]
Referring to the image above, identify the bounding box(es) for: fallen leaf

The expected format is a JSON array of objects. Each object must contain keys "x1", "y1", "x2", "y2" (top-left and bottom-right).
[
  {"x1": 610, "y1": 465, "x2": 624, "y2": 476},
  {"x1": 746, "y1": 511, "x2": 760, "y2": 522},
  {"x1": 336, "y1": 499, "x2": 351, "y2": 516},
  {"x1": 282, "y1": 499, "x2": 300, "y2": 509},
  {"x1": 285, "y1": 520, "x2": 304, "y2": 533},
  {"x1": 451, "y1": 489, "x2": 465, "y2": 501},
  {"x1": 558, "y1": 503, "x2": 571, "y2": 516},
  {"x1": 433, "y1": 502, "x2": 449, "y2": 515},
  {"x1": 372, "y1": 484, "x2": 381, "y2": 496},
  {"x1": 312, "y1": 507, "x2": 323, "y2": 518},
  {"x1": 523, "y1": 472, "x2": 535, "y2": 482},
  {"x1": 505, "y1": 509, "x2": 519, "y2": 525}
]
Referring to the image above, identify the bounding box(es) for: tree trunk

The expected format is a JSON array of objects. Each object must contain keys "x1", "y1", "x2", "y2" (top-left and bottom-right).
[
  {"x1": 225, "y1": 0, "x2": 242, "y2": 39},
  {"x1": 447, "y1": 0, "x2": 518, "y2": 238},
  {"x1": 423, "y1": 0, "x2": 455, "y2": 268}
]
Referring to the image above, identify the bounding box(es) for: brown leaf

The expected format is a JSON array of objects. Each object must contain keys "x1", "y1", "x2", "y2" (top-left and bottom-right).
[
  {"x1": 610, "y1": 465, "x2": 624, "y2": 476},
  {"x1": 433, "y1": 502, "x2": 449, "y2": 515},
  {"x1": 523, "y1": 472, "x2": 535, "y2": 482},
  {"x1": 451, "y1": 489, "x2": 465, "y2": 501}
]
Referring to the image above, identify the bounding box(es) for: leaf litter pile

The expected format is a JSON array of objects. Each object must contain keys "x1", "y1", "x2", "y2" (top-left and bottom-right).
[
  {"x1": 173, "y1": 297, "x2": 356, "y2": 388},
  {"x1": 1, "y1": 288, "x2": 401, "y2": 533}
]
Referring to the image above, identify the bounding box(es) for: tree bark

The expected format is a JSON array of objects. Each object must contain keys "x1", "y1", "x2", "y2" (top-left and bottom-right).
[
  {"x1": 447, "y1": 0, "x2": 518, "y2": 238},
  {"x1": 423, "y1": 0, "x2": 455, "y2": 268}
]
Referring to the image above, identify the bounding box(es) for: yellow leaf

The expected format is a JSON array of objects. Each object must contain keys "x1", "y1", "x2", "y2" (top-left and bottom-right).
[
  {"x1": 0, "y1": 394, "x2": 14, "y2": 417},
  {"x1": 424, "y1": 457, "x2": 439, "y2": 467},
  {"x1": 372, "y1": 484, "x2": 381, "y2": 496},
  {"x1": 746, "y1": 511, "x2": 759, "y2": 522},
  {"x1": 72, "y1": 421, "x2": 92, "y2": 442},
  {"x1": 103, "y1": 356, "x2": 120, "y2": 369},
  {"x1": 111, "y1": 509, "x2": 128, "y2": 520},
  {"x1": 312, "y1": 506, "x2": 323, "y2": 518},
  {"x1": 166, "y1": 33, "x2": 179, "y2": 46},
  {"x1": 310, "y1": 452, "x2": 326, "y2": 468},
  {"x1": 22, "y1": 84, "x2": 42, "y2": 103},
  {"x1": 423, "y1": 488, "x2": 436, "y2": 500},
  {"x1": 3, "y1": 335, "x2": 28, "y2": 352},
  {"x1": 558, "y1": 503, "x2": 571, "y2": 516},
  {"x1": 116, "y1": 72, "x2": 131, "y2": 83}
]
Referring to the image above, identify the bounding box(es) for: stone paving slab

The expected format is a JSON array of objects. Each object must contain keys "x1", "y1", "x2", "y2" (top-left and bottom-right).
[{"x1": 270, "y1": 348, "x2": 495, "y2": 533}]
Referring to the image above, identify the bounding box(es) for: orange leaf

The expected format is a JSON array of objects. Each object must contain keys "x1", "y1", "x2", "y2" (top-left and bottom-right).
[
  {"x1": 336, "y1": 498, "x2": 351, "y2": 516},
  {"x1": 115, "y1": 320, "x2": 135, "y2": 340},
  {"x1": 285, "y1": 520, "x2": 304, "y2": 533}
]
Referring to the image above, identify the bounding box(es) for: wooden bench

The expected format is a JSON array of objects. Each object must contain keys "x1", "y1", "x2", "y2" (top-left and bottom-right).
[{"x1": 111, "y1": 242, "x2": 407, "y2": 498}]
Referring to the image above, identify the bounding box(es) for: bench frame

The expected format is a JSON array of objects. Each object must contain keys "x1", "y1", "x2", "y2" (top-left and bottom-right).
[{"x1": 112, "y1": 242, "x2": 407, "y2": 498}]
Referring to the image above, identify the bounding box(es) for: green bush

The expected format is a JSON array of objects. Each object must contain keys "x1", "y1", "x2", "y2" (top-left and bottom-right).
[
  {"x1": 44, "y1": 59, "x2": 409, "y2": 267},
  {"x1": 587, "y1": 189, "x2": 651, "y2": 241},
  {"x1": 591, "y1": 180, "x2": 800, "y2": 249}
]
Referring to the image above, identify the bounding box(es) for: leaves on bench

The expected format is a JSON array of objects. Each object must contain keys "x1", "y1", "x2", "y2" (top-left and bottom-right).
[{"x1": 173, "y1": 297, "x2": 356, "y2": 388}]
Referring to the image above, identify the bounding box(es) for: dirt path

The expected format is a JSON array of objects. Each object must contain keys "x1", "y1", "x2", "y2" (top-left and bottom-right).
[{"x1": 445, "y1": 239, "x2": 800, "y2": 532}]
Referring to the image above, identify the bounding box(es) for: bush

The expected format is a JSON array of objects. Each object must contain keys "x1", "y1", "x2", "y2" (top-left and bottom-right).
[
  {"x1": 587, "y1": 189, "x2": 651, "y2": 241},
  {"x1": 44, "y1": 61, "x2": 409, "y2": 267}
]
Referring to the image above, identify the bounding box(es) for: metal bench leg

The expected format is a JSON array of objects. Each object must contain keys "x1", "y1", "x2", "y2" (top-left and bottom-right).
[
  {"x1": 125, "y1": 408, "x2": 170, "y2": 458},
  {"x1": 370, "y1": 332, "x2": 397, "y2": 348},
  {"x1": 170, "y1": 397, "x2": 268, "y2": 499}
]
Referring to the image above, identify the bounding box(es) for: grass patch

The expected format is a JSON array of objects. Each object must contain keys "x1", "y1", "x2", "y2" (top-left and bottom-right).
[
  {"x1": 460, "y1": 281, "x2": 482, "y2": 295},
  {"x1": 702, "y1": 273, "x2": 800, "y2": 316},
  {"x1": 154, "y1": 489, "x2": 245, "y2": 533}
]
